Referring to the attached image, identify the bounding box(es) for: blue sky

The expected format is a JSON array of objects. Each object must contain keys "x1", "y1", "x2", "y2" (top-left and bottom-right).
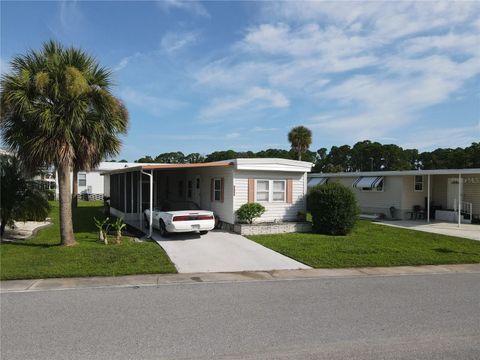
[{"x1": 1, "y1": 1, "x2": 479, "y2": 161}]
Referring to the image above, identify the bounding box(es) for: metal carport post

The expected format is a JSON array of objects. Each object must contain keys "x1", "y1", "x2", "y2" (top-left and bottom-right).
[{"x1": 141, "y1": 169, "x2": 153, "y2": 238}]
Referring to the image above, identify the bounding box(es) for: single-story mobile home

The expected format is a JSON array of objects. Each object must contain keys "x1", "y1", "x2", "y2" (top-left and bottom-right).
[
  {"x1": 102, "y1": 158, "x2": 313, "y2": 235},
  {"x1": 308, "y1": 169, "x2": 480, "y2": 224}
]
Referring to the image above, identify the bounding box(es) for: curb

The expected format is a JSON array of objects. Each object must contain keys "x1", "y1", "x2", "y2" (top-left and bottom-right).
[{"x1": 1, "y1": 263, "x2": 479, "y2": 293}]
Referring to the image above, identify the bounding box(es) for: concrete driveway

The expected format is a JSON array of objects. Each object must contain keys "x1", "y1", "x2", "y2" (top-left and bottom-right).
[
  {"x1": 152, "y1": 230, "x2": 311, "y2": 273},
  {"x1": 377, "y1": 220, "x2": 480, "y2": 241}
]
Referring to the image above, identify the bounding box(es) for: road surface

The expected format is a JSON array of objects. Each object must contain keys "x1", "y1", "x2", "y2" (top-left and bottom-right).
[{"x1": 2, "y1": 273, "x2": 479, "y2": 359}]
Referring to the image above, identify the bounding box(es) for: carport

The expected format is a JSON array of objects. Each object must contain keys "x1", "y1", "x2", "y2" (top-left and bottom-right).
[{"x1": 103, "y1": 162, "x2": 233, "y2": 238}]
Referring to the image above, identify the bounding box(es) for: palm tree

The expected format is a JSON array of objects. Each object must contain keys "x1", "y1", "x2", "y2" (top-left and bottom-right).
[
  {"x1": 0, "y1": 155, "x2": 51, "y2": 237},
  {"x1": 288, "y1": 126, "x2": 312, "y2": 160},
  {"x1": 72, "y1": 100, "x2": 128, "y2": 207},
  {"x1": 1, "y1": 41, "x2": 127, "y2": 245}
]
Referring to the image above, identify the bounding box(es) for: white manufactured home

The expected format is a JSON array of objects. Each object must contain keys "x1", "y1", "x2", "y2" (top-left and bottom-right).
[
  {"x1": 308, "y1": 169, "x2": 480, "y2": 224},
  {"x1": 102, "y1": 158, "x2": 313, "y2": 232}
]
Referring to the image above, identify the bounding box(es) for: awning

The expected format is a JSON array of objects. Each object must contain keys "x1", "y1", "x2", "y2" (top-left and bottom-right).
[
  {"x1": 307, "y1": 177, "x2": 328, "y2": 188},
  {"x1": 353, "y1": 176, "x2": 383, "y2": 189}
]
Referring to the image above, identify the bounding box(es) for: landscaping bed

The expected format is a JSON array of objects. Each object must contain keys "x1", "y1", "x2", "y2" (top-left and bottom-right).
[
  {"x1": 0, "y1": 201, "x2": 176, "y2": 280},
  {"x1": 248, "y1": 220, "x2": 480, "y2": 268}
]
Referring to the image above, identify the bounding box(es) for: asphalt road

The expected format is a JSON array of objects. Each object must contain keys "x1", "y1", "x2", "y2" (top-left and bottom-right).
[{"x1": 1, "y1": 273, "x2": 479, "y2": 359}]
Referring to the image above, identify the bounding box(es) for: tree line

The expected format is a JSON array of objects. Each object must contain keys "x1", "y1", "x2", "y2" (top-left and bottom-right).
[{"x1": 131, "y1": 141, "x2": 480, "y2": 172}]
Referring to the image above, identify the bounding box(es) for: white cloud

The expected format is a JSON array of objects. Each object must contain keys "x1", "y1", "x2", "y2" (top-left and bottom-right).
[
  {"x1": 161, "y1": 30, "x2": 200, "y2": 53},
  {"x1": 113, "y1": 52, "x2": 144, "y2": 72},
  {"x1": 252, "y1": 126, "x2": 279, "y2": 132},
  {"x1": 199, "y1": 86, "x2": 289, "y2": 121},
  {"x1": 157, "y1": 0, "x2": 210, "y2": 18},
  {"x1": 119, "y1": 87, "x2": 188, "y2": 117}
]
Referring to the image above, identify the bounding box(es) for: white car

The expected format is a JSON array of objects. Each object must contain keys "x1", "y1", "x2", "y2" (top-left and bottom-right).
[{"x1": 144, "y1": 201, "x2": 215, "y2": 237}]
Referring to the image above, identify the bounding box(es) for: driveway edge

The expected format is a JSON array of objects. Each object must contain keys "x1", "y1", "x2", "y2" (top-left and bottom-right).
[{"x1": 2, "y1": 263, "x2": 479, "y2": 293}]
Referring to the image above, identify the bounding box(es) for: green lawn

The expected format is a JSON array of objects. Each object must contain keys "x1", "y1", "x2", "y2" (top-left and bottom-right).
[
  {"x1": 248, "y1": 221, "x2": 480, "y2": 268},
  {"x1": 0, "y1": 201, "x2": 176, "y2": 280}
]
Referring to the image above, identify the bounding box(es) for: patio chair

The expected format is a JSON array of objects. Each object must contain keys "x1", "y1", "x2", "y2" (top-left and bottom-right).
[{"x1": 412, "y1": 205, "x2": 425, "y2": 220}]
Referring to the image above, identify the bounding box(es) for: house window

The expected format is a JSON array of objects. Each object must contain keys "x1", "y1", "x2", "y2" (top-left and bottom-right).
[
  {"x1": 78, "y1": 173, "x2": 86, "y2": 187},
  {"x1": 256, "y1": 180, "x2": 270, "y2": 201},
  {"x1": 213, "y1": 178, "x2": 222, "y2": 201},
  {"x1": 272, "y1": 180, "x2": 286, "y2": 202},
  {"x1": 256, "y1": 180, "x2": 286, "y2": 202},
  {"x1": 414, "y1": 175, "x2": 423, "y2": 192},
  {"x1": 361, "y1": 179, "x2": 384, "y2": 192},
  {"x1": 187, "y1": 180, "x2": 192, "y2": 199}
]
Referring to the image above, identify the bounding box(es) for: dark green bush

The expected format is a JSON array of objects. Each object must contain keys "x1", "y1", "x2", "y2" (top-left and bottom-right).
[
  {"x1": 307, "y1": 182, "x2": 359, "y2": 235},
  {"x1": 236, "y1": 202, "x2": 266, "y2": 224}
]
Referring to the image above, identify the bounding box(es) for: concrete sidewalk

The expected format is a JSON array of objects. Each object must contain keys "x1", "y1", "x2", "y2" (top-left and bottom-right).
[
  {"x1": 2, "y1": 263, "x2": 479, "y2": 293},
  {"x1": 376, "y1": 220, "x2": 480, "y2": 241}
]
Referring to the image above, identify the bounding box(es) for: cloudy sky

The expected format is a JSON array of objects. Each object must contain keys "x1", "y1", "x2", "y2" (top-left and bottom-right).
[{"x1": 2, "y1": 1, "x2": 479, "y2": 160}]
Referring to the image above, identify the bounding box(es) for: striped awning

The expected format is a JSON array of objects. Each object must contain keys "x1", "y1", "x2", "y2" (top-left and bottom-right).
[
  {"x1": 353, "y1": 176, "x2": 383, "y2": 189},
  {"x1": 307, "y1": 177, "x2": 328, "y2": 188}
]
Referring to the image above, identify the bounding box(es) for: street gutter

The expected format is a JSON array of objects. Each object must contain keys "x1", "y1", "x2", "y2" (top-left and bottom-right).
[{"x1": 1, "y1": 263, "x2": 479, "y2": 293}]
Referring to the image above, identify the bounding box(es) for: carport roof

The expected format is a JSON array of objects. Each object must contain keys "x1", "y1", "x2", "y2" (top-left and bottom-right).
[{"x1": 101, "y1": 161, "x2": 233, "y2": 175}]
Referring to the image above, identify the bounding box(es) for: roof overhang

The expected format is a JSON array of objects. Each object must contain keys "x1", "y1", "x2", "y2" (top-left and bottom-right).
[
  {"x1": 309, "y1": 168, "x2": 480, "y2": 178},
  {"x1": 234, "y1": 158, "x2": 313, "y2": 172},
  {"x1": 101, "y1": 161, "x2": 234, "y2": 175}
]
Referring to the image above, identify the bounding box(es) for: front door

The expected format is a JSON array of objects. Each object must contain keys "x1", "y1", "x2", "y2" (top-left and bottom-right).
[
  {"x1": 447, "y1": 178, "x2": 463, "y2": 210},
  {"x1": 193, "y1": 176, "x2": 201, "y2": 206}
]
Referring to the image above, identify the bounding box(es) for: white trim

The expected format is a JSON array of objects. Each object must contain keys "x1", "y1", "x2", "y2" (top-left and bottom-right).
[
  {"x1": 255, "y1": 179, "x2": 286, "y2": 203},
  {"x1": 309, "y1": 168, "x2": 480, "y2": 178}
]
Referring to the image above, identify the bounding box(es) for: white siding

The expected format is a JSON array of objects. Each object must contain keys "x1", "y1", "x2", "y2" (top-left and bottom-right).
[
  {"x1": 184, "y1": 167, "x2": 235, "y2": 224},
  {"x1": 234, "y1": 170, "x2": 307, "y2": 223},
  {"x1": 330, "y1": 176, "x2": 403, "y2": 218}
]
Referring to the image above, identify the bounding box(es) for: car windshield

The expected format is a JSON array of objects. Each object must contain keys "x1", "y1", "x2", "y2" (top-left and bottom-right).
[{"x1": 159, "y1": 201, "x2": 201, "y2": 211}]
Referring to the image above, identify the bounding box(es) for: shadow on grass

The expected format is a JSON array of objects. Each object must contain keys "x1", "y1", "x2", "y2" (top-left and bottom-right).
[
  {"x1": 72, "y1": 205, "x2": 105, "y2": 233},
  {"x1": 1, "y1": 241, "x2": 60, "y2": 248}
]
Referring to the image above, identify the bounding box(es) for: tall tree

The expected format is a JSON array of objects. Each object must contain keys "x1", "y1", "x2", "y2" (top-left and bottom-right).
[
  {"x1": 288, "y1": 126, "x2": 312, "y2": 160},
  {"x1": 1, "y1": 41, "x2": 125, "y2": 245}
]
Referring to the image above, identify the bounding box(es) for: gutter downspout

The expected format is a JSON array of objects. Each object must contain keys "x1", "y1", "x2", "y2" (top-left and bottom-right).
[{"x1": 141, "y1": 169, "x2": 153, "y2": 238}]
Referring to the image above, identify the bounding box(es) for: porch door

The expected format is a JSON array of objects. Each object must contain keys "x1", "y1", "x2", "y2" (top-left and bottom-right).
[
  {"x1": 447, "y1": 178, "x2": 463, "y2": 210},
  {"x1": 193, "y1": 176, "x2": 201, "y2": 206}
]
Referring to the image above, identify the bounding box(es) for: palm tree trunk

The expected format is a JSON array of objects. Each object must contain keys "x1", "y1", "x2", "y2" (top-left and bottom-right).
[
  {"x1": 298, "y1": 150, "x2": 302, "y2": 161},
  {"x1": 57, "y1": 162, "x2": 77, "y2": 246},
  {"x1": 72, "y1": 167, "x2": 79, "y2": 208},
  {"x1": 0, "y1": 221, "x2": 6, "y2": 237}
]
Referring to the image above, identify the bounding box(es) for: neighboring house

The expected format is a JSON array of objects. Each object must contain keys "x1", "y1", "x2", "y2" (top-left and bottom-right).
[
  {"x1": 308, "y1": 169, "x2": 480, "y2": 223},
  {"x1": 102, "y1": 158, "x2": 313, "y2": 230},
  {"x1": 54, "y1": 162, "x2": 162, "y2": 200}
]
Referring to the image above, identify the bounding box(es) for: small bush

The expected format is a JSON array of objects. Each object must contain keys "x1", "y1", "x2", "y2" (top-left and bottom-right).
[
  {"x1": 307, "y1": 182, "x2": 359, "y2": 235},
  {"x1": 236, "y1": 203, "x2": 266, "y2": 224}
]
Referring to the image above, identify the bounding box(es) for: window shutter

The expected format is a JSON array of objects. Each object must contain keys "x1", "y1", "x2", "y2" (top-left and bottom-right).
[
  {"x1": 220, "y1": 177, "x2": 224, "y2": 203},
  {"x1": 248, "y1": 178, "x2": 255, "y2": 203},
  {"x1": 210, "y1": 178, "x2": 214, "y2": 202},
  {"x1": 286, "y1": 179, "x2": 293, "y2": 204}
]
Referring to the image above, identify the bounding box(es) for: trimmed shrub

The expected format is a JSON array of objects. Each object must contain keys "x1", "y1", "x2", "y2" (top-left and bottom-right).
[
  {"x1": 307, "y1": 182, "x2": 359, "y2": 235},
  {"x1": 236, "y1": 202, "x2": 266, "y2": 224}
]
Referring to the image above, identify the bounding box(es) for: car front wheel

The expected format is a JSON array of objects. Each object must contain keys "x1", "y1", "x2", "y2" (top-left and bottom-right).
[
  {"x1": 159, "y1": 220, "x2": 169, "y2": 237},
  {"x1": 199, "y1": 230, "x2": 208, "y2": 235}
]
